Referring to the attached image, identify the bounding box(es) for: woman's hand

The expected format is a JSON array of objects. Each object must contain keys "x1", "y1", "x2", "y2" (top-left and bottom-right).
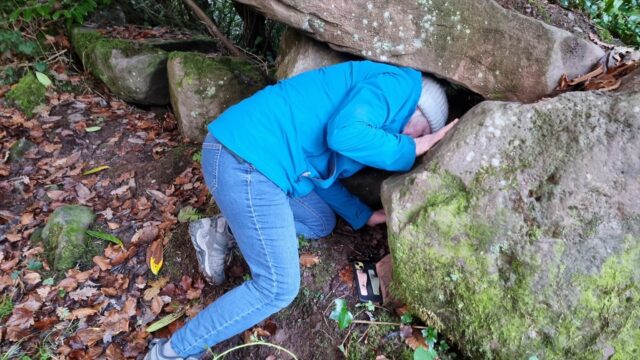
[
  {"x1": 415, "y1": 118, "x2": 459, "y2": 157},
  {"x1": 367, "y1": 209, "x2": 387, "y2": 227}
]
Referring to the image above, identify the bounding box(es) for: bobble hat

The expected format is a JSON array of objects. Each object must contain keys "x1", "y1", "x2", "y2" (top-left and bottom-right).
[{"x1": 417, "y1": 76, "x2": 448, "y2": 133}]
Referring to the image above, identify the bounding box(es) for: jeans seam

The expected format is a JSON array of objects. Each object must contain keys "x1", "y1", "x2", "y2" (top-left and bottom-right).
[
  {"x1": 178, "y1": 167, "x2": 278, "y2": 355},
  {"x1": 292, "y1": 196, "x2": 328, "y2": 237}
]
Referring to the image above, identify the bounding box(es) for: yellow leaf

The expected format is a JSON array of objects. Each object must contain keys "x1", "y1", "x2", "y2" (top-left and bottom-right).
[
  {"x1": 82, "y1": 165, "x2": 110, "y2": 176},
  {"x1": 150, "y1": 257, "x2": 163, "y2": 275},
  {"x1": 147, "y1": 239, "x2": 164, "y2": 275}
]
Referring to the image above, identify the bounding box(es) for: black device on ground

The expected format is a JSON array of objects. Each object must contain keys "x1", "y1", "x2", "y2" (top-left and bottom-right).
[{"x1": 352, "y1": 261, "x2": 383, "y2": 304}]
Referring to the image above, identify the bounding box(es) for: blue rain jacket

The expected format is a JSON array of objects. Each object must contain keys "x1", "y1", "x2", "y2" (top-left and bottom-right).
[{"x1": 208, "y1": 60, "x2": 422, "y2": 229}]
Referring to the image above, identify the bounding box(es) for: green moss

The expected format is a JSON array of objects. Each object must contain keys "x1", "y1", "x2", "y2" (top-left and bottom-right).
[
  {"x1": 0, "y1": 295, "x2": 13, "y2": 319},
  {"x1": 390, "y1": 167, "x2": 640, "y2": 359},
  {"x1": 42, "y1": 205, "x2": 96, "y2": 271},
  {"x1": 6, "y1": 72, "x2": 46, "y2": 116}
]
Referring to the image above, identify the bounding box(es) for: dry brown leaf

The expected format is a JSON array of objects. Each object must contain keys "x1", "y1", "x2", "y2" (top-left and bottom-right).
[
  {"x1": 299, "y1": 253, "x2": 320, "y2": 268},
  {"x1": 143, "y1": 277, "x2": 170, "y2": 301},
  {"x1": 72, "y1": 307, "x2": 98, "y2": 319},
  {"x1": 74, "y1": 327, "x2": 103, "y2": 347},
  {"x1": 58, "y1": 277, "x2": 79, "y2": 291},
  {"x1": 1, "y1": 257, "x2": 19, "y2": 271},
  {"x1": 132, "y1": 225, "x2": 159, "y2": 244},
  {"x1": 20, "y1": 212, "x2": 34, "y2": 225},
  {"x1": 93, "y1": 255, "x2": 112, "y2": 271},
  {"x1": 5, "y1": 233, "x2": 21, "y2": 242},
  {"x1": 150, "y1": 296, "x2": 164, "y2": 315},
  {"x1": 23, "y1": 271, "x2": 41, "y2": 285},
  {"x1": 69, "y1": 286, "x2": 98, "y2": 301}
]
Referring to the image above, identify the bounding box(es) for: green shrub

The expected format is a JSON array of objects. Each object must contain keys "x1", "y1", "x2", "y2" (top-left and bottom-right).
[{"x1": 557, "y1": 0, "x2": 640, "y2": 46}]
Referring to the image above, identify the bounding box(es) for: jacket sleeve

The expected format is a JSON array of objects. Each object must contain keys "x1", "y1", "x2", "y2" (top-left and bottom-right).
[
  {"x1": 326, "y1": 73, "x2": 416, "y2": 172},
  {"x1": 314, "y1": 181, "x2": 373, "y2": 230}
]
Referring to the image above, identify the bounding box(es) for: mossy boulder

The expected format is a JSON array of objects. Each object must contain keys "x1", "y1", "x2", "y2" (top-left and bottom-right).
[
  {"x1": 71, "y1": 27, "x2": 170, "y2": 105},
  {"x1": 5, "y1": 72, "x2": 46, "y2": 116},
  {"x1": 42, "y1": 205, "x2": 99, "y2": 271},
  {"x1": 381, "y1": 69, "x2": 640, "y2": 358},
  {"x1": 235, "y1": 0, "x2": 604, "y2": 102},
  {"x1": 167, "y1": 51, "x2": 266, "y2": 142}
]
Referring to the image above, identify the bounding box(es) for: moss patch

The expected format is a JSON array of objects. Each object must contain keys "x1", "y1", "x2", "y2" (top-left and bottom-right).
[
  {"x1": 42, "y1": 205, "x2": 97, "y2": 271},
  {"x1": 6, "y1": 72, "x2": 46, "y2": 116}
]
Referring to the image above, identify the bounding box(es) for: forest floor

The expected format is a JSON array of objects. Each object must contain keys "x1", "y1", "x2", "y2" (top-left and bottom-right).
[
  {"x1": 0, "y1": 1, "x2": 602, "y2": 359},
  {"x1": 0, "y1": 60, "x2": 443, "y2": 360}
]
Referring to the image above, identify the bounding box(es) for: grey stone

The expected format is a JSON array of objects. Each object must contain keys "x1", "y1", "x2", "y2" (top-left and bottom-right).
[
  {"x1": 167, "y1": 52, "x2": 266, "y2": 142},
  {"x1": 42, "y1": 205, "x2": 97, "y2": 271},
  {"x1": 275, "y1": 28, "x2": 353, "y2": 80},
  {"x1": 380, "y1": 70, "x2": 640, "y2": 358},
  {"x1": 236, "y1": 0, "x2": 605, "y2": 102}
]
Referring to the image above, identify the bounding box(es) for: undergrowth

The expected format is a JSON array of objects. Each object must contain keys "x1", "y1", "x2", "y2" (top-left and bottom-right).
[{"x1": 556, "y1": 0, "x2": 640, "y2": 46}]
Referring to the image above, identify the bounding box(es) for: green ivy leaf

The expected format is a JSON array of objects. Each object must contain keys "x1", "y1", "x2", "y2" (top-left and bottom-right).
[
  {"x1": 421, "y1": 327, "x2": 438, "y2": 349},
  {"x1": 42, "y1": 277, "x2": 55, "y2": 286},
  {"x1": 414, "y1": 347, "x2": 438, "y2": 360},
  {"x1": 401, "y1": 313, "x2": 414, "y2": 324},
  {"x1": 35, "y1": 71, "x2": 52, "y2": 87},
  {"x1": 329, "y1": 298, "x2": 353, "y2": 330}
]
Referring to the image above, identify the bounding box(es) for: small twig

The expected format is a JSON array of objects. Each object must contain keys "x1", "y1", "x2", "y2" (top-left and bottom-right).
[{"x1": 45, "y1": 49, "x2": 68, "y2": 64}]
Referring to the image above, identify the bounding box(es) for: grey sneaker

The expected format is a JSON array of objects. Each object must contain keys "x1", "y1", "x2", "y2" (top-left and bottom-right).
[
  {"x1": 188, "y1": 215, "x2": 233, "y2": 285},
  {"x1": 144, "y1": 339, "x2": 201, "y2": 360}
]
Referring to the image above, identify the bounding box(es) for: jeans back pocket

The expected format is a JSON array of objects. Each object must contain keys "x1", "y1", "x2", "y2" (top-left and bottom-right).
[{"x1": 201, "y1": 142, "x2": 222, "y2": 191}]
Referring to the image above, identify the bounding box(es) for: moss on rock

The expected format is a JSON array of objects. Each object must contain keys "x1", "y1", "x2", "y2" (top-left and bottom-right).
[
  {"x1": 6, "y1": 72, "x2": 46, "y2": 116},
  {"x1": 42, "y1": 205, "x2": 98, "y2": 271}
]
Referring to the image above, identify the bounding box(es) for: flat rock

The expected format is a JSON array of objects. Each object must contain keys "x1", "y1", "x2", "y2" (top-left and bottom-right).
[
  {"x1": 236, "y1": 0, "x2": 604, "y2": 102},
  {"x1": 167, "y1": 52, "x2": 266, "y2": 142},
  {"x1": 381, "y1": 70, "x2": 640, "y2": 357}
]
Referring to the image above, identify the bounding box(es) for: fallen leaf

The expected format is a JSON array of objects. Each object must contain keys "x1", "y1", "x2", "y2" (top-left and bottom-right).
[
  {"x1": 74, "y1": 327, "x2": 103, "y2": 347},
  {"x1": 93, "y1": 255, "x2": 112, "y2": 271},
  {"x1": 147, "y1": 239, "x2": 164, "y2": 275},
  {"x1": 83, "y1": 165, "x2": 110, "y2": 176},
  {"x1": 146, "y1": 310, "x2": 185, "y2": 333},
  {"x1": 131, "y1": 225, "x2": 159, "y2": 244},
  {"x1": 72, "y1": 307, "x2": 98, "y2": 319},
  {"x1": 69, "y1": 286, "x2": 98, "y2": 301},
  {"x1": 20, "y1": 212, "x2": 34, "y2": 225},
  {"x1": 23, "y1": 271, "x2": 41, "y2": 285},
  {"x1": 300, "y1": 253, "x2": 320, "y2": 268},
  {"x1": 143, "y1": 277, "x2": 169, "y2": 301}
]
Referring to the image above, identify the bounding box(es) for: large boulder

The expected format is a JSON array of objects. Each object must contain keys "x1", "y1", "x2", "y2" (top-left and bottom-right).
[
  {"x1": 381, "y1": 69, "x2": 640, "y2": 358},
  {"x1": 167, "y1": 52, "x2": 266, "y2": 142},
  {"x1": 70, "y1": 27, "x2": 217, "y2": 105},
  {"x1": 275, "y1": 28, "x2": 353, "y2": 80},
  {"x1": 235, "y1": 0, "x2": 604, "y2": 102},
  {"x1": 42, "y1": 205, "x2": 99, "y2": 271}
]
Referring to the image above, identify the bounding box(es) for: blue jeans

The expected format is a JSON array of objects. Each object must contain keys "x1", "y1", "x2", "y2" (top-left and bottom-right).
[{"x1": 170, "y1": 133, "x2": 336, "y2": 356}]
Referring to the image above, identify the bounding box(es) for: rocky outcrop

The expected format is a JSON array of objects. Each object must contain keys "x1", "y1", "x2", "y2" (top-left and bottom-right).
[
  {"x1": 275, "y1": 28, "x2": 353, "y2": 80},
  {"x1": 167, "y1": 52, "x2": 266, "y2": 142},
  {"x1": 70, "y1": 27, "x2": 217, "y2": 105},
  {"x1": 236, "y1": 0, "x2": 604, "y2": 102},
  {"x1": 381, "y1": 69, "x2": 640, "y2": 358},
  {"x1": 42, "y1": 205, "x2": 99, "y2": 271}
]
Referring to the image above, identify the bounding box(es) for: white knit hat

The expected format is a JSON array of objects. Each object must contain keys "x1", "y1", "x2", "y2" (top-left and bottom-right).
[{"x1": 417, "y1": 76, "x2": 448, "y2": 133}]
